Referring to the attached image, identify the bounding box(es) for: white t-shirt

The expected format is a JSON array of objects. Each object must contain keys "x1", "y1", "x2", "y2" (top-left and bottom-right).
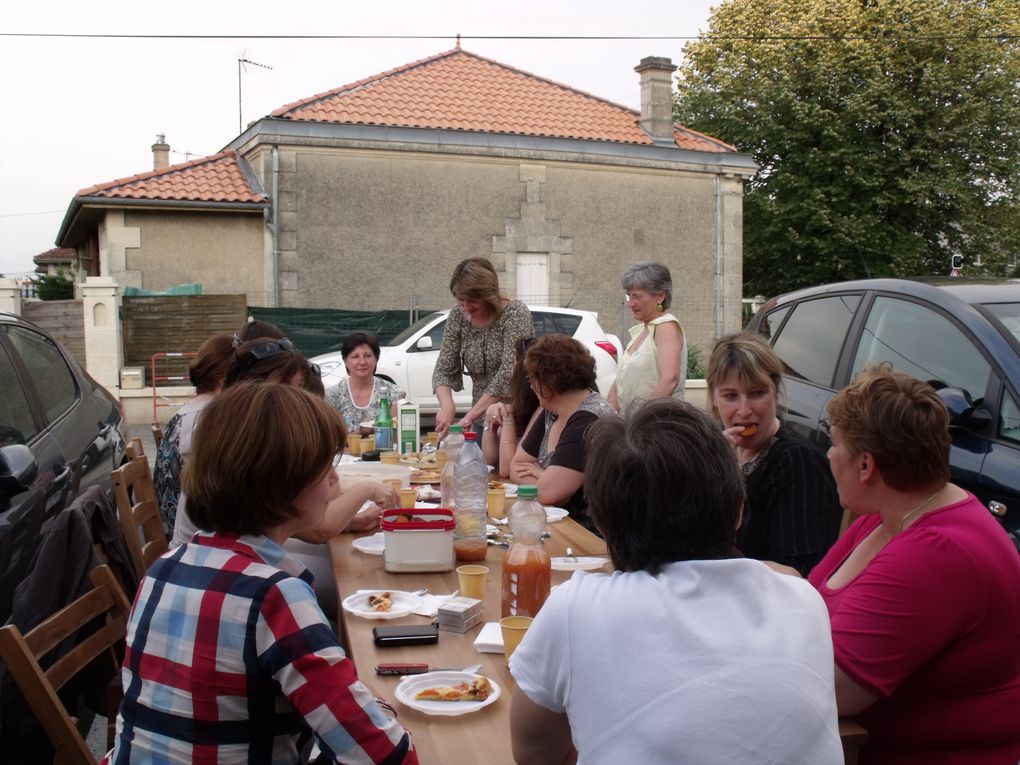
[{"x1": 509, "y1": 558, "x2": 842, "y2": 765}]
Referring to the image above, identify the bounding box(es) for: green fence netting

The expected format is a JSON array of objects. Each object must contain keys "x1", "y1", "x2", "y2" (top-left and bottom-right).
[{"x1": 246, "y1": 307, "x2": 440, "y2": 358}]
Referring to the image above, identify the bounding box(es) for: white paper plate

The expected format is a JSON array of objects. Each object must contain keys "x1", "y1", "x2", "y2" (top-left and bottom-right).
[
  {"x1": 545, "y1": 507, "x2": 569, "y2": 523},
  {"x1": 395, "y1": 671, "x2": 501, "y2": 716},
  {"x1": 551, "y1": 556, "x2": 608, "y2": 572},
  {"x1": 351, "y1": 532, "x2": 385, "y2": 555},
  {"x1": 342, "y1": 590, "x2": 423, "y2": 620}
]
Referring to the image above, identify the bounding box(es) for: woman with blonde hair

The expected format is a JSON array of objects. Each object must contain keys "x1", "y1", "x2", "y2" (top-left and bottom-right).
[{"x1": 432, "y1": 257, "x2": 533, "y2": 437}]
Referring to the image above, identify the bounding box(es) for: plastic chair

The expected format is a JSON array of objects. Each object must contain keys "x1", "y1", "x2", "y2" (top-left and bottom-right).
[
  {"x1": 0, "y1": 565, "x2": 131, "y2": 764},
  {"x1": 111, "y1": 455, "x2": 167, "y2": 580}
]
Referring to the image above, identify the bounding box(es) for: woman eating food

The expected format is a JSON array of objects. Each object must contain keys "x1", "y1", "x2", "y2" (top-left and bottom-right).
[
  {"x1": 106, "y1": 382, "x2": 418, "y2": 764},
  {"x1": 707, "y1": 332, "x2": 842, "y2": 574},
  {"x1": 809, "y1": 366, "x2": 1020, "y2": 764},
  {"x1": 432, "y1": 257, "x2": 533, "y2": 437},
  {"x1": 325, "y1": 332, "x2": 399, "y2": 434}
]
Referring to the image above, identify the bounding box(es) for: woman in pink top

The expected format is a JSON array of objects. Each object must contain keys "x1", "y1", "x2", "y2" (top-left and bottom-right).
[{"x1": 809, "y1": 365, "x2": 1020, "y2": 765}]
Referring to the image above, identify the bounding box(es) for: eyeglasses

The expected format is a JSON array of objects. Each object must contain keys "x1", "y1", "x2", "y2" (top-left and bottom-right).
[
  {"x1": 235, "y1": 340, "x2": 295, "y2": 374},
  {"x1": 233, "y1": 334, "x2": 295, "y2": 351},
  {"x1": 308, "y1": 361, "x2": 322, "y2": 377}
]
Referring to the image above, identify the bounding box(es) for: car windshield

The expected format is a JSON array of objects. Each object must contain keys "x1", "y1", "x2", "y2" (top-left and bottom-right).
[
  {"x1": 983, "y1": 303, "x2": 1020, "y2": 345},
  {"x1": 387, "y1": 312, "x2": 445, "y2": 346}
]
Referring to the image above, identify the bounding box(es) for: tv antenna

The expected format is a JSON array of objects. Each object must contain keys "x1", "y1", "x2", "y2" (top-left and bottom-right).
[{"x1": 238, "y1": 53, "x2": 273, "y2": 133}]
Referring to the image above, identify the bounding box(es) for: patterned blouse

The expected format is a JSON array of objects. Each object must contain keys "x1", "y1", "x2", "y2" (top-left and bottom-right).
[
  {"x1": 326, "y1": 376, "x2": 400, "y2": 431},
  {"x1": 431, "y1": 300, "x2": 534, "y2": 404}
]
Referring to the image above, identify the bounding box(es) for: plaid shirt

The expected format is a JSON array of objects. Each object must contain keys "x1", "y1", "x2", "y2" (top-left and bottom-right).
[{"x1": 106, "y1": 533, "x2": 417, "y2": 765}]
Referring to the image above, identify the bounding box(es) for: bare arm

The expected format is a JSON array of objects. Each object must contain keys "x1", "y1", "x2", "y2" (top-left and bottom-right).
[
  {"x1": 294, "y1": 479, "x2": 396, "y2": 544},
  {"x1": 434, "y1": 386, "x2": 457, "y2": 438},
  {"x1": 462, "y1": 392, "x2": 500, "y2": 431},
  {"x1": 835, "y1": 664, "x2": 879, "y2": 717},
  {"x1": 510, "y1": 689, "x2": 575, "y2": 765},
  {"x1": 649, "y1": 321, "x2": 683, "y2": 398},
  {"x1": 607, "y1": 381, "x2": 619, "y2": 411}
]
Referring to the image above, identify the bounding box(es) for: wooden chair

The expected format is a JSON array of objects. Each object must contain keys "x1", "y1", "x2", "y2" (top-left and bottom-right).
[
  {"x1": 0, "y1": 565, "x2": 131, "y2": 764},
  {"x1": 124, "y1": 437, "x2": 145, "y2": 462},
  {"x1": 150, "y1": 423, "x2": 163, "y2": 451},
  {"x1": 111, "y1": 455, "x2": 167, "y2": 580}
]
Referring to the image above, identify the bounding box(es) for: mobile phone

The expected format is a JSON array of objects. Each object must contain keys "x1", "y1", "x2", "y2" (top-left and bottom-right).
[
  {"x1": 372, "y1": 624, "x2": 439, "y2": 647},
  {"x1": 375, "y1": 663, "x2": 430, "y2": 675}
]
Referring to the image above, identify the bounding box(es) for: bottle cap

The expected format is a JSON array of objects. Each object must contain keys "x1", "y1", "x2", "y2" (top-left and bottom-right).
[
  {"x1": 449, "y1": 424, "x2": 464, "y2": 434},
  {"x1": 464, "y1": 431, "x2": 478, "y2": 442},
  {"x1": 518, "y1": 485, "x2": 538, "y2": 499}
]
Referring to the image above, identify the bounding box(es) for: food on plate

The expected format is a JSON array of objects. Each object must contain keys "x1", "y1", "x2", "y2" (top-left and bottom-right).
[
  {"x1": 401, "y1": 452, "x2": 437, "y2": 465},
  {"x1": 414, "y1": 676, "x2": 493, "y2": 702},
  {"x1": 487, "y1": 480, "x2": 504, "y2": 490},
  {"x1": 739, "y1": 424, "x2": 758, "y2": 437},
  {"x1": 367, "y1": 592, "x2": 393, "y2": 612},
  {"x1": 416, "y1": 484, "x2": 441, "y2": 501},
  {"x1": 410, "y1": 469, "x2": 442, "y2": 483}
]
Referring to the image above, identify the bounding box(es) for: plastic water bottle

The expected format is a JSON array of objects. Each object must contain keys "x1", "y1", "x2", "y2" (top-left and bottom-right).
[
  {"x1": 374, "y1": 397, "x2": 393, "y2": 450},
  {"x1": 439, "y1": 425, "x2": 465, "y2": 509},
  {"x1": 501, "y1": 485, "x2": 551, "y2": 617},
  {"x1": 452, "y1": 431, "x2": 488, "y2": 561}
]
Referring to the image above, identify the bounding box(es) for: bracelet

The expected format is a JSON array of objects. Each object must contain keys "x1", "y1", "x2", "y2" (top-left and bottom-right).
[{"x1": 500, "y1": 440, "x2": 516, "y2": 446}]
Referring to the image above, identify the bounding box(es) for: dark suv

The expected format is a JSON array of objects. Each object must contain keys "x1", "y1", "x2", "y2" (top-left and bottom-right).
[
  {"x1": 747, "y1": 278, "x2": 1020, "y2": 548},
  {"x1": 0, "y1": 312, "x2": 126, "y2": 623}
]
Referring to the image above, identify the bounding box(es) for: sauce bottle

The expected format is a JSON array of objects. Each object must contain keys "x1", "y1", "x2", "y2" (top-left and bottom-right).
[
  {"x1": 452, "y1": 431, "x2": 488, "y2": 561},
  {"x1": 501, "y1": 485, "x2": 551, "y2": 617}
]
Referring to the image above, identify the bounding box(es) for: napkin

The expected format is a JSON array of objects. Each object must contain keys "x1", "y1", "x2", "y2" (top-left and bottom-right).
[{"x1": 473, "y1": 621, "x2": 504, "y2": 653}]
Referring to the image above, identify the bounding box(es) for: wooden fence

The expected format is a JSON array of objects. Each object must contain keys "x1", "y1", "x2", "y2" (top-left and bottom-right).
[{"x1": 22, "y1": 299, "x2": 86, "y2": 366}]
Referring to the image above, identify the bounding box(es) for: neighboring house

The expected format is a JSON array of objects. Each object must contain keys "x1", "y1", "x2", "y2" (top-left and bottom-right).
[
  {"x1": 56, "y1": 46, "x2": 756, "y2": 349},
  {"x1": 32, "y1": 246, "x2": 77, "y2": 276}
]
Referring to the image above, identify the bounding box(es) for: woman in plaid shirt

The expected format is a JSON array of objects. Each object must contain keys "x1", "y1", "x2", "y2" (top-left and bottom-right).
[{"x1": 106, "y1": 382, "x2": 417, "y2": 765}]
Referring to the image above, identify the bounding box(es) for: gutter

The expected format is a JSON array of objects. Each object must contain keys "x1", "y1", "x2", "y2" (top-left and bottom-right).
[
  {"x1": 270, "y1": 146, "x2": 282, "y2": 306},
  {"x1": 714, "y1": 175, "x2": 723, "y2": 339}
]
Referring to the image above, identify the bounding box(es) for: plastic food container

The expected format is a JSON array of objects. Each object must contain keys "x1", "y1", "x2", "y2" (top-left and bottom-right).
[{"x1": 382, "y1": 508, "x2": 456, "y2": 573}]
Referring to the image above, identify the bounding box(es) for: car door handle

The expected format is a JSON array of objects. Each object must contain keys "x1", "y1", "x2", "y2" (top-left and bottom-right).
[
  {"x1": 97, "y1": 423, "x2": 113, "y2": 438},
  {"x1": 52, "y1": 462, "x2": 73, "y2": 488}
]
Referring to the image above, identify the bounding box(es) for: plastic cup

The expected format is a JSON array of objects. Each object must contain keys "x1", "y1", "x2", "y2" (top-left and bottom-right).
[
  {"x1": 383, "y1": 478, "x2": 403, "y2": 492},
  {"x1": 346, "y1": 434, "x2": 362, "y2": 456},
  {"x1": 456, "y1": 564, "x2": 489, "y2": 600},
  {"x1": 398, "y1": 487, "x2": 417, "y2": 509},
  {"x1": 379, "y1": 450, "x2": 400, "y2": 465},
  {"x1": 500, "y1": 616, "x2": 533, "y2": 661},
  {"x1": 361, "y1": 435, "x2": 376, "y2": 453},
  {"x1": 435, "y1": 451, "x2": 449, "y2": 471},
  {"x1": 486, "y1": 487, "x2": 506, "y2": 519}
]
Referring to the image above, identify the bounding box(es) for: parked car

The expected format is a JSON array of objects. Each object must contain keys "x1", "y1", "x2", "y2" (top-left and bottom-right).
[
  {"x1": 0, "y1": 312, "x2": 127, "y2": 623},
  {"x1": 747, "y1": 278, "x2": 1020, "y2": 548},
  {"x1": 311, "y1": 306, "x2": 623, "y2": 415}
]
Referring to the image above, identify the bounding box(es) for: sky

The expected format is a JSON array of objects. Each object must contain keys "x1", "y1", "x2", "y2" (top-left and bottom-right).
[{"x1": 0, "y1": 0, "x2": 719, "y2": 277}]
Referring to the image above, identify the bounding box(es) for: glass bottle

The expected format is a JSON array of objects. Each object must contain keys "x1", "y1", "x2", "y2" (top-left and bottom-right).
[
  {"x1": 374, "y1": 396, "x2": 393, "y2": 450},
  {"x1": 452, "y1": 431, "x2": 488, "y2": 561},
  {"x1": 439, "y1": 425, "x2": 464, "y2": 509},
  {"x1": 501, "y1": 485, "x2": 551, "y2": 617}
]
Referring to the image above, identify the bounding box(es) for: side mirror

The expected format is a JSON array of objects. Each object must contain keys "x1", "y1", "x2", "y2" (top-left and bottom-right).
[
  {"x1": 0, "y1": 444, "x2": 39, "y2": 498},
  {"x1": 416, "y1": 336, "x2": 434, "y2": 351},
  {"x1": 937, "y1": 387, "x2": 993, "y2": 430}
]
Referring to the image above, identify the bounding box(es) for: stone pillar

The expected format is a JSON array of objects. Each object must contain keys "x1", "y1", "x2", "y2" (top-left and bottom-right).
[
  {"x1": 82, "y1": 276, "x2": 123, "y2": 399},
  {"x1": 0, "y1": 278, "x2": 23, "y2": 315}
]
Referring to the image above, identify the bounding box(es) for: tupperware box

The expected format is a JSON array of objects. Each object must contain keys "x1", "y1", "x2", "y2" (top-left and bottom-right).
[{"x1": 381, "y1": 507, "x2": 455, "y2": 573}]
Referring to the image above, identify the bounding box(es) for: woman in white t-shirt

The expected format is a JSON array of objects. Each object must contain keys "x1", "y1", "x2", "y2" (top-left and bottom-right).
[{"x1": 508, "y1": 398, "x2": 842, "y2": 765}]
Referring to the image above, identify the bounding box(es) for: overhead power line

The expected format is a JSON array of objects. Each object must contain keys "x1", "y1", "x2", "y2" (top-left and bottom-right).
[{"x1": 1, "y1": 32, "x2": 1017, "y2": 41}]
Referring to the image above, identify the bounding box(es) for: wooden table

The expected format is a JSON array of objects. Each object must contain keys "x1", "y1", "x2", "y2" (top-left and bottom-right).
[{"x1": 329, "y1": 518, "x2": 865, "y2": 764}]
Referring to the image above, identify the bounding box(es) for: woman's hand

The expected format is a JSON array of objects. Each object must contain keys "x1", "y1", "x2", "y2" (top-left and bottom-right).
[
  {"x1": 721, "y1": 424, "x2": 745, "y2": 447},
  {"x1": 367, "y1": 481, "x2": 399, "y2": 509},
  {"x1": 483, "y1": 402, "x2": 508, "y2": 430},
  {"x1": 347, "y1": 504, "x2": 382, "y2": 532}
]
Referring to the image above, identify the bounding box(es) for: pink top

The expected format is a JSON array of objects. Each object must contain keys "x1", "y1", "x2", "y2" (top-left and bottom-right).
[{"x1": 809, "y1": 493, "x2": 1020, "y2": 765}]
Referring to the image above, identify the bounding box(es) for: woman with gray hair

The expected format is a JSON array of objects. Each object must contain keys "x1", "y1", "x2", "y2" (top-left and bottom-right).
[{"x1": 608, "y1": 261, "x2": 687, "y2": 412}]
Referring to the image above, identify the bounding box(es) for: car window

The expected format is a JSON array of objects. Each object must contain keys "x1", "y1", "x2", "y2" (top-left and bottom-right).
[
  {"x1": 757, "y1": 306, "x2": 790, "y2": 341},
  {"x1": 772, "y1": 295, "x2": 860, "y2": 387},
  {"x1": 6, "y1": 326, "x2": 77, "y2": 424},
  {"x1": 532, "y1": 312, "x2": 581, "y2": 337},
  {"x1": 421, "y1": 320, "x2": 446, "y2": 349},
  {"x1": 1000, "y1": 389, "x2": 1020, "y2": 445},
  {"x1": 0, "y1": 343, "x2": 39, "y2": 444},
  {"x1": 852, "y1": 296, "x2": 991, "y2": 399},
  {"x1": 983, "y1": 302, "x2": 1020, "y2": 345},
  {"x1": 390, "y1": 312, "x2": 444, "y2": 346}
]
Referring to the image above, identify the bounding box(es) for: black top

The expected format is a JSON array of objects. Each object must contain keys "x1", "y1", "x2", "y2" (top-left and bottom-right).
[{"x1": 737, "y1": 424, "x2": 842, "y2": 575}]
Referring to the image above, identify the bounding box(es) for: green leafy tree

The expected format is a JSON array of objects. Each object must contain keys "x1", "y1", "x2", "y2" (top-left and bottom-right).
[
  {"x1": 32, "y1": 269, "x2": 75, "y2": 301},
  {"x1": 675, "y1": 0, "x2": 1020, "y2": 297}
]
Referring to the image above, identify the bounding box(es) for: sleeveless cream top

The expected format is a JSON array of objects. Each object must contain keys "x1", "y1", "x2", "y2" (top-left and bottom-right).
[{"x1": 616, "y1": 313, "x2": 687, "y2": 412}]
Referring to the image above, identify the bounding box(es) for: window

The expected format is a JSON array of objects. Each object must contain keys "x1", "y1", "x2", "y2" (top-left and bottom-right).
[
  {"x1": 6, "y1": 327, "x2": 77, "y2": 424},
  {"x1": 422, "y1": 320, "x2": 446, "y2": 349},
  {"x1": 757, "y1": 306, "x2": 790, "y2": 342},
  {"x1": 532, "y1": 312, "x2": 581, "y2": 337},
  {"x1": 772, "y1": 295, "x2": 860, "y2": 387},
  {"x1": 851, "y1": 297, "x2": 991, "y2": 399},
  {"x1": 0, "y1": 343, "x2": 38, "y2": 444},
  {"x1": 1000, "y1": 389, "x2": 1020, "y2": 445}
]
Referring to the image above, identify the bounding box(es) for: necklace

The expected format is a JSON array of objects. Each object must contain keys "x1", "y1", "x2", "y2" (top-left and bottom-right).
[{"x1": 897, "y1": 484, "x2": 946, "y2": 532}]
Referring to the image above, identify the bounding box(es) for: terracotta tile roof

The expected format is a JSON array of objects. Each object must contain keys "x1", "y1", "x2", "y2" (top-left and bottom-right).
[
  {"x1": 77, "y1": 150, "x2": 265, "y2": 203},
  {"x1": 272, "y1": 48, "x2": 733, "y2": 153},
  {"x1": 33, "y1": 247, "x2": 75, "y2": 265}
]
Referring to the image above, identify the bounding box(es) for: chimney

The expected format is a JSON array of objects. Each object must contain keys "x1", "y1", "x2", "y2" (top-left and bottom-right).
[
  {"x1": 634, "y1": 57, "x2": 677, "y2": 145},
  {"x1": 151, "y1": 133, "x2": 170, "y2": 170}
]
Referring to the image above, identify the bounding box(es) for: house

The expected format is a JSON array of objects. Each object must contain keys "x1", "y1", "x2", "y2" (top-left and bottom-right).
[
  {"x1": 55, "y1": 46, "x2": 756, "y2": 349},
  {"x1": 32, "y1": 246, "x2": 77, "y2": 276}
]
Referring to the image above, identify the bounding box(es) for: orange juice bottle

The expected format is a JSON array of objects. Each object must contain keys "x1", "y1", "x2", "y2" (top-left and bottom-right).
[{"x1": 501, "y1": 485, "x2": 551, "y2": 617}]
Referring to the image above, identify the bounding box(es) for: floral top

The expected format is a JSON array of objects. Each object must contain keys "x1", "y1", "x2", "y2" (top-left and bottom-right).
[
  {"x1": 431, "y1": 300, "x2": 534, "y2": 404},
  {"x1": 326, "y1": 377, "x2": 400, "y2": 431},
  {"x1": 153, "y1": 411, "x2": 183, "y2": 533}
]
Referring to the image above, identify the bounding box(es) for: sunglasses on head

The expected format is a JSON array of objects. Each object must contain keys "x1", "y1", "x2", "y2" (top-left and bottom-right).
[
  {"x1": 235, "y1": 340, "x2": 297, "y2": 374},
  {"x1": 233, "y1": 334, "x2": 295, "y2": 351}
]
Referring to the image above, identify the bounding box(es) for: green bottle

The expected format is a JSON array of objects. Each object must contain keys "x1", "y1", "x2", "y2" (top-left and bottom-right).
[{"x1": 374, "y1": 397, "x2": 393, "y2": 450}]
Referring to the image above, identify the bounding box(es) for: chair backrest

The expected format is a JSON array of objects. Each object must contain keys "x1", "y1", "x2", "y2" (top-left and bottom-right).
[
  {"x1": 125, "y1": 437, "x2": 145, "y2": 462},
  {"x1": 111, "y1": 456, "x2": 168, "y2": 580},
  {"x1": 150, "y1": 423, "x2": 164, "y2": 451},
  {"x1": 0, "y1": 565, "x2": 131, "y2": 765}
]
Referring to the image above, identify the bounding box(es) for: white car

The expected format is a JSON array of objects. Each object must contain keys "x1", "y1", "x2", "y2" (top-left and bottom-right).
[{"x1": 311, "y1": 306, "x2": 623, "y2": 415}]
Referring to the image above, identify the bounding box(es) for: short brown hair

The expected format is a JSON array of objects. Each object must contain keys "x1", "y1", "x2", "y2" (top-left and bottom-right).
[
  {"x1": 183, "y1": 382, "x2": 346, "y2": 535},
  {"x1": 584, "y1": 399, "x2": 743, "y2": 573},
  {"x1": 525, "y1": 334, "x2": 596, "y2": 395},
  {"x1": 449, "y1": 257, "x2": 504, "y2": 314},
  {"x1": 188, "y1": 334, "x2": 234, "y2": 394},
  {"x1": 706, "y1": 333, "x2": 784, "y2": 420},
  {"x1": 225, "y1": 338, "x2": 309, "y2": 388},
  {"x1": 827, "y1": 364, "x2": 951, "y2": 491}
]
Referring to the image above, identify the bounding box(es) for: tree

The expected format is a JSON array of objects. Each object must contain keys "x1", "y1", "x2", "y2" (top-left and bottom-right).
[
  {"x1": 32, "y1": 270, "x2": 75, "y2": 300},
  {"x1": 674, "y1": 0, "x2": 1020, "y2": 297}
]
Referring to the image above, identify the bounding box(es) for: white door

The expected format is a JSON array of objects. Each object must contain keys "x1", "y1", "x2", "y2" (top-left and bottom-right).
[{"x1": 516, "y1": 253, "x2": 549, "y2": 305}]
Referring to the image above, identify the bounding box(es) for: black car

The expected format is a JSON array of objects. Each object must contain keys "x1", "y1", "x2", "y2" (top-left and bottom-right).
[
  {"x1": 747, "y1": 278, "x2": 1020, "y2": 548},
  {"x1": 0, "y1": 311, "x2": 127, "y2": 623}
]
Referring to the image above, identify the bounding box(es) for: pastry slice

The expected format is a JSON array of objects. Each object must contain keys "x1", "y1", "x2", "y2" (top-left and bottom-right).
[
  {"x1": 367, "y1": 592, "x2": 393, "y2": 612},
  {"x1": 415, "y1": 676, "x2": 492, "y2": 702}
]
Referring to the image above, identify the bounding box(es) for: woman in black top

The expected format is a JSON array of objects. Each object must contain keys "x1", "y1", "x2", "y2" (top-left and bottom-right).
[{"x1": 707, "y1": 332, "x2": 842, "y2": 575}]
